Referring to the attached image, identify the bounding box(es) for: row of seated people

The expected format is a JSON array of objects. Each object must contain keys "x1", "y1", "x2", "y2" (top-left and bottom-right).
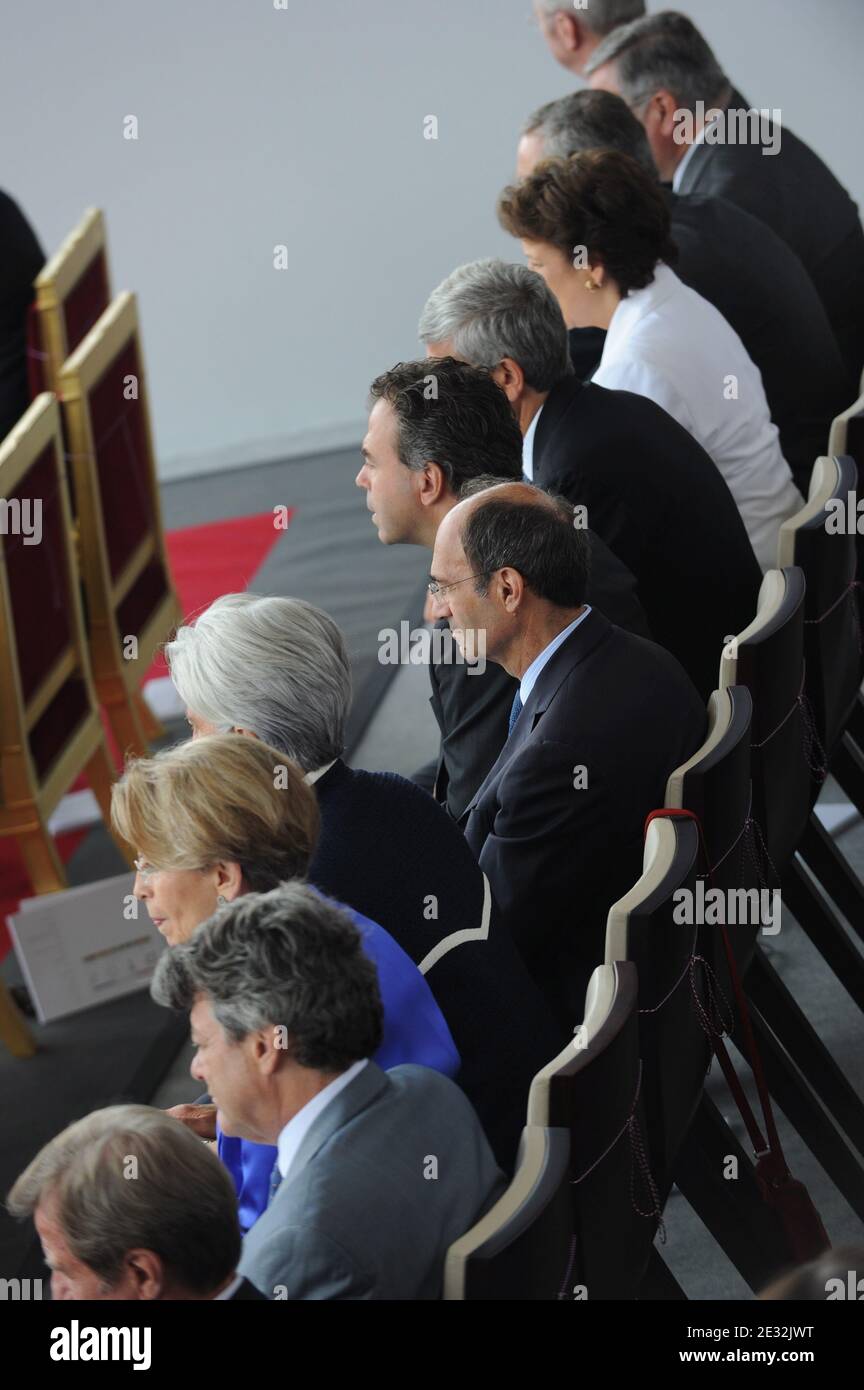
[
  {"x1": 7, "y1": 476, "x2": 706, "y2": 1296},
  {"x1": 536, "y1": 6, "x2": 864, "y2": 394},
  {"x1": 12, "y1": 879, "x2": 864, "y2": 1300},
  {"x1": 7, "y1": 3, "x2": 864, "y2": 1301}
]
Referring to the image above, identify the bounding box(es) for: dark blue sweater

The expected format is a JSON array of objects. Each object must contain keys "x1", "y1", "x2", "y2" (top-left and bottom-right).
[{"x1": 308, "y1": 759, "x2": 567, "y2": 1171}]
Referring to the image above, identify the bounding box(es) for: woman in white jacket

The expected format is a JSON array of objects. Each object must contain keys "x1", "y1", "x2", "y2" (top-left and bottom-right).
[{"x1": 498, "y1": 149, "x2": 803, "y2": 570}]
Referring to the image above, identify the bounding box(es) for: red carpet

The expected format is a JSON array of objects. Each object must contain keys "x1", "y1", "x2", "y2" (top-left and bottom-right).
[{"x1": 0, "y1": 509, "x2": 290, "y2": 958}]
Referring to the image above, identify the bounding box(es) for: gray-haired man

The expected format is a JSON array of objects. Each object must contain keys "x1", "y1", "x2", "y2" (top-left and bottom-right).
[
  {"x1": 515, "y1": 88, "x2": 849, "y2": 489},
  {"x1": 8, "y1": 1105, "x2": 264, "y2": 1300},
  {"x1": 584, "y1": 10, "x2": 864, "y2": 383},
  {"x1": 532, "y1": 0, "x2": 645, "y2": 77},
  {"x1": 151, "y1": 882, "x2": 505, "y2": 1300},
  {"x1": 419, "y1": 256, "x2": 761, "y2": 703}
]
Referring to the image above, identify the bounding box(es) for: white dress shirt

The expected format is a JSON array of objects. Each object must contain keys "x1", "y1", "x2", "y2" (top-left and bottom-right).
[
  {"x1": 304, "y1": 759, "x2": 337, "y2": 786},
  {"x1": 519, "y1": 607, "x2": 592, "y2": 707},
  {"x1": 275, "y1": 1059, "x2": 367, "y2": 1182},
  {"x1": 592, "y1": 263, "x2": 803, "y2": 570},
  {"x1": 521, "y1": 402, "x2": 544, "y2": 481}
]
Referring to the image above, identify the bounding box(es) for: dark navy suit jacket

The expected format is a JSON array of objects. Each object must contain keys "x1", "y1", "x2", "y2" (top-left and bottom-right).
[
  {"x1": 427, "y1": 528, "x2": 650, "y2": 822},
  {"x1": 676, "y1": 90, "x2": 864, "y2": 389},
  {"x1": 532, "y1": 375, "x2": 763, "y2": 700},
  {"x1": 463, "y1": 611, "x2": 707, "y2": 1024}
]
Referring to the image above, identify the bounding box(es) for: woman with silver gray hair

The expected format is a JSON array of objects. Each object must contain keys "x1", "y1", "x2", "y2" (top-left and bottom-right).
[
  {"x1": 165, "y1": 592, "x2": 567, "y2": 1174},
  {"x1": 111, "y1": 733, "x2": 459, "y2": 1233}
]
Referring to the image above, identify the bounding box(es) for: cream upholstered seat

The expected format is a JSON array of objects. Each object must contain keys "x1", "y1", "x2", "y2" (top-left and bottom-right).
[{"x1": 446, "y1": 960, "x2": 652, "y2": 1300}]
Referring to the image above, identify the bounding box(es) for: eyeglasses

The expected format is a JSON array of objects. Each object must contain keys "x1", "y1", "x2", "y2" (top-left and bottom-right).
[
  {"x1": 427, "y1": 571, "x2": 490, "y2": 599},
  {"x1": 133, "y1": 857, "x2": 159, "y2": 883}
]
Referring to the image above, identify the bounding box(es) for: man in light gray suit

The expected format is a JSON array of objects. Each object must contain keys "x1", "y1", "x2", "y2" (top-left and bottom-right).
[{"x1": 151, "y1": 882, "x2": 505, "y2": 1300}]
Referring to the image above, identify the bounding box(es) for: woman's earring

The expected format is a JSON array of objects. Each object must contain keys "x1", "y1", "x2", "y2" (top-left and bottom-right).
[
  {"x1": 585, "y1": 278, "x2": 598, "y2": 293},
  {"x1": 217, "y1": 894, "x2": 227, "y2": 907}
]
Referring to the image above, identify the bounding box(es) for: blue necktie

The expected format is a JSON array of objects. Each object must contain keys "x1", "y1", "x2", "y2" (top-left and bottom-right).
[
  {"x1": 266, "y1": 1161, "x2": 282, "y2": 1208},
  {"x1": 508, "y1": 690, "x2": 523, "y2": 737}
]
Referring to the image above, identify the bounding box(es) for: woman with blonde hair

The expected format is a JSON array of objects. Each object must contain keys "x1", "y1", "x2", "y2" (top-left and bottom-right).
[{"x1": 111, "y1": 733, "x2": 458, "y2": 1232}]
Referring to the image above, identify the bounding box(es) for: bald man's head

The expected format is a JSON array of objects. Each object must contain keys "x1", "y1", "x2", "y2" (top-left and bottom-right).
[
  {"x1": 458, "y1": 485, "x2": 589, "y2": 607},
  {"x1": 430, "y1": 479, "x2": 590, "y2": 670},
  {"x1": 459, "y1": 477, "x2": 561, "y2": 509},
  {"x1": 436, "y1": 479, "x2": 571, "y2": 572}
]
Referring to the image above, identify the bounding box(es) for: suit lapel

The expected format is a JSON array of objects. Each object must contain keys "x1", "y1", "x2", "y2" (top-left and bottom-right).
[
  {"x1": 678, "y1": 93, "x2": 750, "y2": 196},
  {"x1": 532, "y1": 378, "x2": 582, "y2": 483},
  {"x1": 283, "y1": 1060, "x2": 389, "y2": 1185},
  {"x1": 677, "y1": 140, "x2": 713, "y2": 195},
  {"x1": 461, "y1": 609, "x2": 613, "y2": 820}
]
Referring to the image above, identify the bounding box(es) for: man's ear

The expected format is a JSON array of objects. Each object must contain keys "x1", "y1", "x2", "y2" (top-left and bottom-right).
[
  {"x1": 491, "y1": 357, "x2": 526, "y2": 406},
  {"x1": 122, "y1": 1249, "x2": 166, "y2": 1301},
  {"x1": 418, "y1": 460, "x2": 448, "y2": 507},
  {"x1": 552, "y1": 10, "x2": 580, "y2": 54},
  {"x1": 647, "y1": 89, "x2": 681, "y2": 139},
  {"x1": 256, "y1": 1025, "x2": 284, "y2": 1076},
  {"x1": 496, "y1": 566, "x2": 526, "y2": 613}
]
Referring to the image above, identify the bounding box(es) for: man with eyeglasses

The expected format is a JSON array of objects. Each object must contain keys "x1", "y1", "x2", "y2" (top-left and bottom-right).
[
  {"x1": 429, "y1": 481, "x2": 706, "y2": 1024},
  {"x1": 356, "y1": 356, "x2": 649, "y2": 820}
]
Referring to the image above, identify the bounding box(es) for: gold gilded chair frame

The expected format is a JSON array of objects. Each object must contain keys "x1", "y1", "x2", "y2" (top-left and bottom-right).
[
  {"x1": 59, "y1": 292, "x2": 182, "y2": 757},
  {"x1": 33, "y1": 211, "x2": 159, "y2": 741},
  {"x1": 0, "y1": 395, "x2": 131, "y2": 1056},
  {"x1": 33, "y1": 208, "x2": 110, "y2": 391}
]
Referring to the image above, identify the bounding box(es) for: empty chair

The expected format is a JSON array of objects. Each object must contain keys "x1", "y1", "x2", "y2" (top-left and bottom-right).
[
  {"x1": 0, "y1": 394, "x2": 132, "y2": 1057},
  {"x1": 777, "y1": 456, "x2": 864, "y2": 949},
  {"x1": 721, "y1": 561, "x2": 864, "y2": 1025},
  {"x1": 828, "y1": 389, "x2": 864, "y2": 475},
  {"x1": 663, "y1": 686, "x2": 840, "y2": 1286},
  {"x1": 661, "y1": 688, "x2": 790, "y2": 1289},
  {"x1": 778, "y1": 456, "x2": 860, "y2": 759},
  {"x1": 827, "y1": 389, "x2": 864, "y2": 601},
  {"x1": 720, "y1": 567, "x2": 812, "y2": 879},
  {"x1": 526, "y1": 959, "x2": 658, "y2": 1300},
  {"x1": 671, "y1": 671, "x2": 864, "y2": 1232},
  {"x1": 31, "y1": 224, "x2": 161, "y2": 746},
  {"x1": 29, "y1": 208, "x2": 111, "y2": 394},
  {"x1": 443, "y1": 1125, "x2": 572, "y2": 1300},
  {"x1": 785, "y1": 446, "x2": 864, "y2": 797},
  {"x1": 605, "y1": 813, "x2": 708, "y2": 1203},
  {"x1": 58, "y1": 291, "x2": 182, "y2": 755},
  {"x1": 666, "y1": 685, "x2": 759, "y2": 982}
]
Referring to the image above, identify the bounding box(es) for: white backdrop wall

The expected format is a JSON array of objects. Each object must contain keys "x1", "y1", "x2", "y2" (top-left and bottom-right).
[{"x1": 6, "y1": 0, "x2": 862, "y2": 478}]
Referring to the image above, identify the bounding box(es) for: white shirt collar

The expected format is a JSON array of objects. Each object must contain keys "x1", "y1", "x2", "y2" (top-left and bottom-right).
[
  {"x1": 214, "y1": 1273, "x2": 244, "y2": 1301},
  {"x1": 672, "y1": 113, "x2": 714, "y2": 192},
  {"x1": 519, "y1": 607, "x2": 592, "y2": 706},
  {"x1": 521, "y1": 401, "x2": 544, "y2": 481},
  {"x1": 275, "y1": 1058, "x2": 368, "y2": 1182},
  {"x1": 304, "y1": 758, "x2": 338, "y2": 786}
]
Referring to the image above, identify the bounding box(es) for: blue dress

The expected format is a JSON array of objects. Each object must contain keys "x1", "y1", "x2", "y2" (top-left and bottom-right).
[{"x1": 217, "y1": 896, "x2": 460, "y2": 1232}]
